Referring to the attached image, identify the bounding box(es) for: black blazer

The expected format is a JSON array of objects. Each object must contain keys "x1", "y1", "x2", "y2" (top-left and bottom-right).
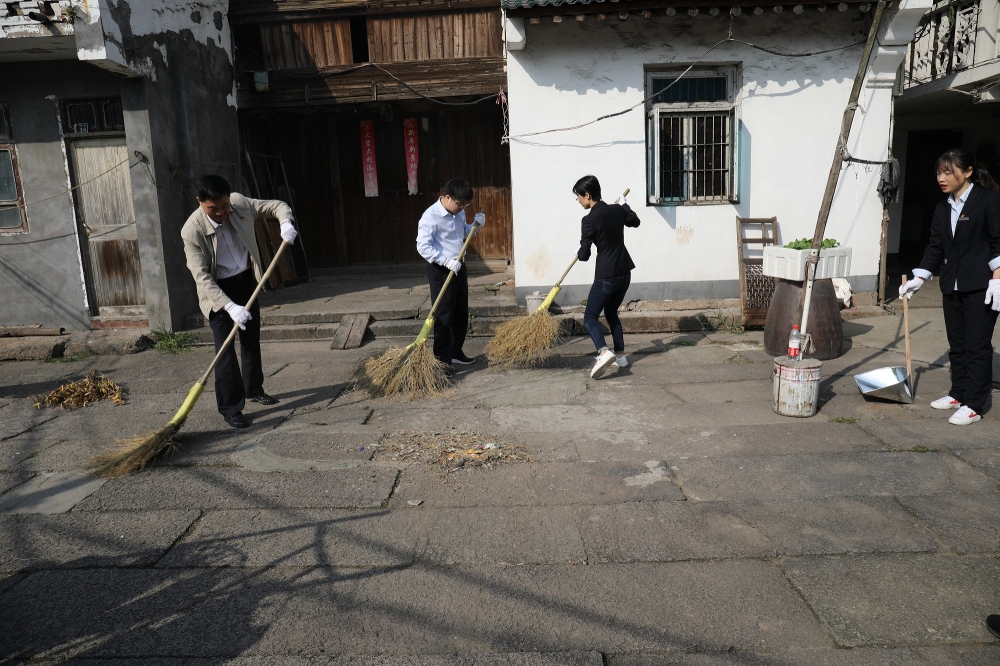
[
  {"x1": 918, "y1": 186, "x2": 1000, "y2": 294},
  {"x1": 577, "y1": 201, "x2": 641, "y2": 279}
]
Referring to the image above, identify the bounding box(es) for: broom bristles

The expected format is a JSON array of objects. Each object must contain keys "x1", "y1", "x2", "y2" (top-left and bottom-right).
[
  {"x1": 89, "y1": 422, "x2": 180, "y2": 478},
  {"x1": 485, "y1": 309, "x2": 562, "y2": 368},
  {"x1": 356, "y1": 342, "x2": 450, "y2": 399}
]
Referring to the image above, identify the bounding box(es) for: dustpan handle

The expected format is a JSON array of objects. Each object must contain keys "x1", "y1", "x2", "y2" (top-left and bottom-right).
[{"x1": 901, "y1": 274, "x2": 913, "y2": 395}]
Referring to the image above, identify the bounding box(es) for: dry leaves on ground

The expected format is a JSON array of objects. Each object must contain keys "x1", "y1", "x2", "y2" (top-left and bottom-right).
[
  {"x1": 374, "y1": 429, "x2": 532, "y2": 469},
  {"x1": 34, "y1": 371, "x2": 126, "y2": 410}
]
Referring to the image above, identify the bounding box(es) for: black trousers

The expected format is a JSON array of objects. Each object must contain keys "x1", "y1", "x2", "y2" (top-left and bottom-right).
[
  {"x1": 426, "y1": 261, "x2": 468, "y2": 364},
  {"x1": 208, "y1": 270, "x2": 264, "y2": 418},
  {"x1": 942, "y1": 288, "x2": 999, "y2": 413}
]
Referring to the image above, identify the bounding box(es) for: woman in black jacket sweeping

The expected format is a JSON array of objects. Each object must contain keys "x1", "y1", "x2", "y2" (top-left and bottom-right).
[
  {"x1": 573, "y1": 175, "x2": 641, "y2": 379},
  {"x1": 899, "y1": 148, "x2": 1000, "y2": 425}
]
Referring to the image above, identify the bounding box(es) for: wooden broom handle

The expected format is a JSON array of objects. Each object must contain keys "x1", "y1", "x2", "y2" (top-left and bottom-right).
[
  {"x1": 425, "y1": 214, "x2": 484, "y2": 319},
  {"x1": 198, "y1": 241, "x2": 291, "y2": 385},
  {"x1": 902, "y1": 274, "x2": 913, "y2": 394}
]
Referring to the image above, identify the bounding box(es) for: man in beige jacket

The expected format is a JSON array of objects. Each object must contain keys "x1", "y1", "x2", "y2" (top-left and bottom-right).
[{"x1": 181, "y1": 174, "x2": 298, "y2": 428}]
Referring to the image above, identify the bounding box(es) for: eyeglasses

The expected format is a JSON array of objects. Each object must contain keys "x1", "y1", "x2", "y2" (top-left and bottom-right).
[{"x1": 449, "y1": 197, "x2": 472, "y2": 209}]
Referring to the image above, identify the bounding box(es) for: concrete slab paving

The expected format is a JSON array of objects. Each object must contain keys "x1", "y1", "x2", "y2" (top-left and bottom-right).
[
  {"x1": 389, "y1": 462, "x2": 685, "y2": 508},
  {"x1": 0, "y1": 562, "x2": 830, "y2": 659},
  {"x1": 726, "y1": 498, "x2": 939, "y2": 556},
  {"x1": 0, "y1": 471, "x2": 34, "y2": 496},
  {"x1": 579, "y1": 502, "x2": 773, "y2": 563},
  {"x1": 475, "y1": 370, "x2": 588, "y2": 408},
  {"x1": 783, "y1": 554, "x2": 1000, "y2": 647},
  {"x1": 610, "y1": 645, "x2": 1000, "y2": 665},
  {"x1": 632, "y1": 423, "x2": 885, "y2": 460},
  {"x1": 73, "y1": 467, "x2": 400, "y2": 511},
  {"x1": 158, "y1": 509, "x2": 421, "y2": 569},
  {"x1": 0, "y1": 470, "x2": 108, "y2": 514},
  {"x1": 953, "y1": 448, "x2": 1000, "y2": 482},
  {"x1": 897, "y1": 494, "x2": 1000, "y2": 554},
  {"x1": 671, "y1": 452, "x2": 998, "y2": 501},
  {"x1": 0, "y1": 510, "x2": 199, "y2": 573},
  {"x1": 419, "y1": 506, "x2": 586, "y2": 565},
  {"x1": 857, "y1": 417, "x2": 1000, "y2": 451}
]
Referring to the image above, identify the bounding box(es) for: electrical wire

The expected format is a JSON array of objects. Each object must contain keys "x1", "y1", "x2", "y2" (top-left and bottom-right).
[
  {"x1": 503, "y1": 19, "x2": 867, "y2": 142},
  {"x1": 4, "y1": 152, "x2": 141, "y2": 213}
]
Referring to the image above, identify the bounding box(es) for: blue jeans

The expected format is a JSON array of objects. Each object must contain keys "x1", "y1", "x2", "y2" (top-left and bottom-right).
[{"x1": 584, "y1": 273, "x2": 631, "y2": 353}]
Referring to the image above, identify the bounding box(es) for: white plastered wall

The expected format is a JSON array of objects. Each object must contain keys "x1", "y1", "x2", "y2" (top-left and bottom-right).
[{"x1": 506, "y1": 7, "x2": 923, "y2": 301}]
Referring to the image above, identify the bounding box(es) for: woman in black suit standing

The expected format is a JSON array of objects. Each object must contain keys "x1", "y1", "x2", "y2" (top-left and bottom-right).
[
  {"x1": 899, "y1": 148, "x2": 1000, "y2": 425},
  {"x1": 574, "y1": 175, "x2": 641, "y2": 379}
]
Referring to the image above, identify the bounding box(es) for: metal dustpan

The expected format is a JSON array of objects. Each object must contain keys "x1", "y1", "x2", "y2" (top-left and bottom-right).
[{"x1": 854, "y1": 366, "x2": 913, "y2": 404}]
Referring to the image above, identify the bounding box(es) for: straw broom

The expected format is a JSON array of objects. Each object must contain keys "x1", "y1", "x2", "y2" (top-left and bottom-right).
[
  {"x1": 356, "y1": 220, "x2": 483, "y2": 400},
  {"x1": 486, "y1": 188, "x2": 629, "y2": 368},
  {"x1": 90, "y1": 241, "x2": 292, "y2": 477}
]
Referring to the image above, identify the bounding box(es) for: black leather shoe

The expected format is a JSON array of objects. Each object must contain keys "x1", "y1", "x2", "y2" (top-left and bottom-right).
[
  {"x1": 225, "y1": 412, "x2": 250, "y2": 428},
  {"x1": 987, "y1": 615, "x2": 1000, "y2": 639},
  {"x1": 442, "y1": 364, "x2": 455, "y2": 378},
  {"x1": 248, "y1": 392, "x2": 279, "y2": 406},
  {"x1": 452, "y1": 352, "x2": 476, "y2": 365}
]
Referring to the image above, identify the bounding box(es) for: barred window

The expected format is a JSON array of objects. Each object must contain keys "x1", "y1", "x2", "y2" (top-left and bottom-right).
[{"x1": 646, "y1": 68, "x2": 739, "y2": 205}]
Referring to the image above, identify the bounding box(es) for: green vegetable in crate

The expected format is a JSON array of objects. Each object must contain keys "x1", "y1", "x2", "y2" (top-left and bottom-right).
[{"x1": 784, "y1": 238, "x2": 840, "y2": 250}]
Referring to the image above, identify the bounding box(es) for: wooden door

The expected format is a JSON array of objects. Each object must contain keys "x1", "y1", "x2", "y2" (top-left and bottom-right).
[{"x1": 69, "y1": 138, "x2": 146, "y2": 313}]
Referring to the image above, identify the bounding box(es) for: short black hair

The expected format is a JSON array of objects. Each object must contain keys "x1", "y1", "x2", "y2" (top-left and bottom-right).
[
  {"x1": 572, "y1": 175, "x2": 601, "y2": 201},
  {"x1": 443, "y1": 178, "x2": 473, "y2": 202},
  {"x1": 196, "y1": 174, "x2": 232, "y2": 202}
]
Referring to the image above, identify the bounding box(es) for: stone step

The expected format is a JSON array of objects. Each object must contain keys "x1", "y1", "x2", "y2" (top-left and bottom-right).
[
  {"x1": 183, "y1": 308, "x2": 743, "y2": 343},
  {"x1": 184, "y1": 303, "x2": 525, "y2": 329}
]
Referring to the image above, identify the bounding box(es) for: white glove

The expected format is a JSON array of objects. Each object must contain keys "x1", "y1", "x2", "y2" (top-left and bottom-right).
[
  {"x1": 986, "y1": 279, "x2": 1000, "y2": 312},
  {"x1": 224, "y1": 302, "x2": 252, "y2": 331},
  {"x1": 618, "y1": 194, "x2": 628, "y2": 207},
  {"x1": 279, "y1": 220, "x2": 297, "y2": 245},
  {"x1": 474, "y1": 212, "x2": 486, "y2": 226},
  {"x1": 444, "y1": 258, "x2": 462, "y2": 273},
  {"x1": 898, "y1": 277, "x2": 924, "y2": 300}
]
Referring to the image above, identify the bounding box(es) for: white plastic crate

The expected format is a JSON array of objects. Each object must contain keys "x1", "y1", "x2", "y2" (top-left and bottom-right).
[{"x1": 762, "y1": 247, "x2": 852, "y2": 280}]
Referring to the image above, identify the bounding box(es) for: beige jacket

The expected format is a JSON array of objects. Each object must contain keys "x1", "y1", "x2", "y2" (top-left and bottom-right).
[{"x1": 180, "y1": 193, "x2": 294, "y2": 318}]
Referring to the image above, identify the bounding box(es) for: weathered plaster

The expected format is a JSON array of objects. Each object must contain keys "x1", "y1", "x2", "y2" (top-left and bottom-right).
[{"x1": 506, "y1": 5, "x2": 928, "y2": 302}]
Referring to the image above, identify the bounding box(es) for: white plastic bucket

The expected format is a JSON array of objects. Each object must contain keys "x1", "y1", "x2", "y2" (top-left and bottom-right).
[
  {"x1": 524, "y1": 291, "x2": 545, "y2": 313},
  {"x1": 773, "y1": 356, "x2": 822, "y2": 417}
]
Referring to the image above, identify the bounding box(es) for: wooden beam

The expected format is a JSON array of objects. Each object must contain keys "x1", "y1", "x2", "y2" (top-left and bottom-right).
[
  {"x1": 232, "y1": 0, "x2": 502, "y2": 23},
  {"x1": 506, "y1": 0, "x2": 875, "y2": 18},
  {"x1": 238, "y1": 58, "x2": 506, "y2": 108}
]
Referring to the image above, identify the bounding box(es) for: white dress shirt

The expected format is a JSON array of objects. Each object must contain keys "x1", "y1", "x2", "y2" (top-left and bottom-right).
[
  {"x1": 912, "y1": 184, "x2": 1000, "y2": 289},
  {"x1": 415, "y1": 198, "x2": 472, "y2": 266},
  {"x1": 209, "y1": 217, "x2": 250, "y2": 279}
]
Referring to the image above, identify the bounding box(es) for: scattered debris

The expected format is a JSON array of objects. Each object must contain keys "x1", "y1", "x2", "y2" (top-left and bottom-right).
[
  {"x1": 34, "y1": 371, "x2": 126, "y2": 410},
  {"x1": 407, "y1": 499, "x2": 424, "y2": 506},
  {"x1": 375, "y1": 429, "x2": 532, "y2": 469}
]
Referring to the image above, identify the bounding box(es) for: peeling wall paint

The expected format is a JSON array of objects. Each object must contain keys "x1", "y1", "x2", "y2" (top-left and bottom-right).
[{"x1": 507, "y1": 10, "x2": 909, "y2": 300}]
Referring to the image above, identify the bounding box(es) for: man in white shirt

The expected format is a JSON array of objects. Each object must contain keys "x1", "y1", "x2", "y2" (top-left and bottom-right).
[
  {"x1": 181, "y1": 175, "x2": 298, "y2": 428},
  {"x1": 415, "y1": 178, "x2": 486, "y2": 376}
]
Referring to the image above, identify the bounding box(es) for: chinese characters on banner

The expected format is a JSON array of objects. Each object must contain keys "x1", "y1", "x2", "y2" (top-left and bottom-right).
[
  {"x1": 403, "y1": 118, "x2": 419, "y2": 195},
  {"x1": 360, "y1": 120, "x2": 378, "y2": 197}
]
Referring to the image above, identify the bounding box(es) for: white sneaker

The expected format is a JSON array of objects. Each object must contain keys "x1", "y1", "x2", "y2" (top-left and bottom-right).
[
  {"x1": 614, "y1": 354, "x2": 628, "y2": 368},
  {"x1": 591, "y1": 349, "x2": 617, "y2": 379},
  {"x1": 930, "y1": 395, "x2": 961, "y2": 410},
  {"x1": 949, "y1": 405, "x2": 981, "y2": 425}
]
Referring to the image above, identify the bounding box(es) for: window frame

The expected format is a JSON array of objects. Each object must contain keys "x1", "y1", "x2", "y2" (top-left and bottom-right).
[
  {"x1": 645, "y1": 65, "x2": 741, "y2": 206},
  {"x1": 61, "y1": 97, "x2": 126, "y2": 138},
  {"x1": 0, "y1": 105, "x2": 28, "y2": 235}
]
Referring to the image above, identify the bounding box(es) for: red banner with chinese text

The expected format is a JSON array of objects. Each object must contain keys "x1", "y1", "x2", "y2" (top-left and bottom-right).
[
  {"x1": 360, "y1": 120, "x2": 378, "y2": 197},
  {"x1": 403, "y1": 118, "x2": 419, "y2": 195}
]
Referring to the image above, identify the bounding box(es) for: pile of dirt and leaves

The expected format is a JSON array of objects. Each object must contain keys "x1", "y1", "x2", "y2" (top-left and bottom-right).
[
  {"x1": 373, "y1": 429, "x2": 532, "y2": 469},
  {"x1": 33, "y1": 371, "x2": 126, "y2": 410}
]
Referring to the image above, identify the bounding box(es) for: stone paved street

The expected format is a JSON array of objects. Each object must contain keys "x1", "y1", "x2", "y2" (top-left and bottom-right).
[{"x1": 2, "y1": 314, "x2": 1000, "y2": 664}]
